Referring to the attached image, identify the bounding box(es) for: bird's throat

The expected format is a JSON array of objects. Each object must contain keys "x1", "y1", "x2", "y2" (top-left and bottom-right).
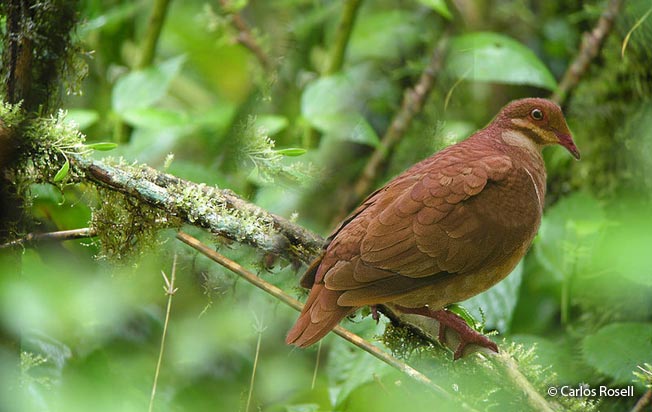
[{"x1": 501, "y1": 129, "x2": 543, "y2": 158}]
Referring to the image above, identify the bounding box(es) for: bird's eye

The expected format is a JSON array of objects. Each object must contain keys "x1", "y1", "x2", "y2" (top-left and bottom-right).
[{"x1": 530, "y1": 108, "x2": 544, "y2": 121}]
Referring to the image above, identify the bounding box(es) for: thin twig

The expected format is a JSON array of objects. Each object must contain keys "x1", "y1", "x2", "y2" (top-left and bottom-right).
[
  {"x1": 311, "y1": 341, "x2": 322, "y2": 390},
  {"x1": 551, "y1": 0, "x2": 625, "y2": 105},
  {"x1": 174, "y1": 230, "x2": 473, "y2": 409},
  {"x1": 220, "y1": 0, "x2": 272, "y2": 71},
  {"x1": 334, "y1": 34, "x2": 449, "y2": 223},
  {"x1": 149, "y1": 255, "x2": 178, "y2": 412},
  {"x1": 631, "y1": 389, "x2": 652, "y2": 412},
  {"x1": 326, "y1": 0, "x2": 363, "y2": 75},
  {"x1": 0, "y1": 227, "x2": 97, "y2": 249},
  {"x1": 246, "y1": 317, "x2": 264, "y2": 412}
]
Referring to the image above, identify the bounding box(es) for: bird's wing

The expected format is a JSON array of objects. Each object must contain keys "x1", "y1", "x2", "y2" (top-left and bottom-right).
[
  {"x1": 321, "y1": 146, "x2": 539, "y2": 306},
  {"x1": 299, "y1": 173, "x2": 419, "y2": 288}
]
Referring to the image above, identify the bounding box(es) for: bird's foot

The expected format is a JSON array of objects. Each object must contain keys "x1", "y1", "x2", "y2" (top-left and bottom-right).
[
  {"x1": 370, "y1": 305, "x2": 380, "y2": 323},
  {"x1": 394, "y1": 306, "x2": 498, "y2": 360}
]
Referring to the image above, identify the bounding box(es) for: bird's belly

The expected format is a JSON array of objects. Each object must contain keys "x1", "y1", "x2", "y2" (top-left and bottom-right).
[{"x1": 391, "y1": 240, "x2": 530, "y2": 309}]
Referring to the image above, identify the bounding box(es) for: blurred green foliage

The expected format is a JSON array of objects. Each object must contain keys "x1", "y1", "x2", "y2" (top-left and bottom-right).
[{"x1": 1, "y1": 0, "x2": 652, "y2": 411}]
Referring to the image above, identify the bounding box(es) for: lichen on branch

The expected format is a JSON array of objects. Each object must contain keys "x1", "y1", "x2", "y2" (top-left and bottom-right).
[{"x1": 70, "y1": 155, "x2": 324, "y2": 265}]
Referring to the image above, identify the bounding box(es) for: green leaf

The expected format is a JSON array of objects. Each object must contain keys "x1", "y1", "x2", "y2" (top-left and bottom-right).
[
  {"x1": 301, "y1": 72, "x2": 380, "y2": 147},
  {"x1": 53, "y1": 158, "x2": 70, "y2": 183},
  {"x1": 256, "y1": 115, "x2": 289, "y2": 136},
  {"x1": 86, "y1": 142, "x2": 118, "y2": 151},
  {"x1": 327, "y1": 338, "x2": 391, "y2": 407},
  {"x1": 29, "y1": 183, "x2": 64, "y2": 204},
  {"x1": 112, "y1": 55, "x2": 186, "y2": 114},
  {"x1": 447, "y1": 304, "x2": 479, "y2": 329},
  {"x1": 276, "y1": 148, "x2": 306, "y2": 157},
  {"x1": 311, "y1": 114, "x2": 380, "y2": 147},
  {"x1": 79, "y1": 3, "x2": 140, "y2": 35},
  {"x1": 349, "y1": 11, "x2": 422, "y2": 60},
  {"x1": 447, "y1": 32, "x2": 557, "y2": 90},
  {"x1": 582, "y1": 322, "x2": 652, "y2": 387},
  {"x1": 284, "y1": 405, "x2": 320, "y2": 412},
  {"x1": 462, "y1": 261, "x2": 523, "y2": 332},
  {"x1": 302, "y1": 74, "x2": 356, "y2": 119},
  {"x1": 415, "y1": 0, "x2": 452, "y2": 19},
  {"x1": 535, "y1": 192, "x2": 606, "y2": 282},
  {"x1": 65, "y1": 109, "x2": 99, "y2": 130},
  {"x1": 121, "y1": 108, "x2": 190, "y2": 129},
  {"x1": 593, "y1": 203, "x2": 652, "y2": 287}
]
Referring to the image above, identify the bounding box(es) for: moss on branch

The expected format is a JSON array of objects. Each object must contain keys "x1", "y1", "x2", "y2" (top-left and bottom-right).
[{"x1": 70, "y1": 155, "x2": 324, "y2": 264}]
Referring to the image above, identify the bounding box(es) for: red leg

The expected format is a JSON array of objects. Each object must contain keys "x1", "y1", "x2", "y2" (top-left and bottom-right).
[
  {"x1": 394, "y1": 306, "x2": 498, "y2": 360},
  {"x1": 370, "y1": 305, "x2": 380, "y2": 323}
]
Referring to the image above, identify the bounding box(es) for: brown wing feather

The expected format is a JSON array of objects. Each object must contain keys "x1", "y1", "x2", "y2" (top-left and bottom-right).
[{"x1": 285, "y1": 283, "x2": 354, "y2": 347}]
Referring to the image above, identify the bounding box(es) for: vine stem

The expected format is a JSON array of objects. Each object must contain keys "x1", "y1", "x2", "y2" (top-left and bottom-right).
[
  {"x1": 138, "y1": 0, "x2": 172, "y2": 69},
  {"x1": 326, "y1": 0, "x2": 363, "y2": 75}
]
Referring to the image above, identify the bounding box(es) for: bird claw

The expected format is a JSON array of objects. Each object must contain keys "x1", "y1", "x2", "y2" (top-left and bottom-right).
[
  {"x1": 394, "y1": 305, "x2": 498, "y2": 360},
  {"x1": 370, "y1": 305, "x2": 380, "y2": 323}
]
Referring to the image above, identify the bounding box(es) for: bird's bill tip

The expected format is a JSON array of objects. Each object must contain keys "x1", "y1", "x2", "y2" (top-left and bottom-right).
[{"x1": 557, "y1": 133, "x2": 581, "y2": 160}]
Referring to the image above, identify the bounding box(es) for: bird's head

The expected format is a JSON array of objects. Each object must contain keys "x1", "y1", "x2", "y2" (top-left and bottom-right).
[{"x1": 497, "y1": 98, "x2": 580, "y2": 160}]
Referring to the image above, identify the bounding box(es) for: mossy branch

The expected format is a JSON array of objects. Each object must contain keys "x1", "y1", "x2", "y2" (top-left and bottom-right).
[
  {"x1": 69, "y1": 154, "x2": 323, "y2": 265},
  {"x1": 0, "y1": 0, "x2": 78, "y2": 113},
  {"x1": 551, "y1": 0, "x2": 624, "y2": 105}
]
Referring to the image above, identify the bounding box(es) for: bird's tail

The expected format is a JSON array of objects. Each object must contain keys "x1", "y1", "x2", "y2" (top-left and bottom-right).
[{"x1": 286, "y1": 283, "x2": 355, "y2": 347}]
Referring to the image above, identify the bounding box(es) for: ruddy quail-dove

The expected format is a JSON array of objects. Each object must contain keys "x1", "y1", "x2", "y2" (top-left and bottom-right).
[{"x1": 287, "y1": 98, "x2": 580, "y2": 359}]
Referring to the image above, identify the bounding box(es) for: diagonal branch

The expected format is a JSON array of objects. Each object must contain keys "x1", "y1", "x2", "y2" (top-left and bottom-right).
[
  {"x1": 631, "y1": 389, "x2": 652, "y2": 412},
  {"x1": 220, "y1": 0, "x2": 273, "y2": 71},
  {"x1": 334, "y1": 33, "x2": 449, "y2": 222},
  {"x1": 175, "y1": 230, "x2": 471, "y2": 409},
  {"x1": 551, "y1": 0, "x2": 625, "y2": 105},
  {"x1": 0, "y1": 228, "x2": 95, "y2": 249}
]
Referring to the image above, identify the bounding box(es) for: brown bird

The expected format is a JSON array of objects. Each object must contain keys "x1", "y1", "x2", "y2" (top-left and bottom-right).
[{"x1": 286, "y1": 98, "x2": 579, "y2": 358}]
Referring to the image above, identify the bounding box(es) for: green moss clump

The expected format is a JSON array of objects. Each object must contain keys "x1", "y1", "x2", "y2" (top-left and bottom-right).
[
  {"x1": 91, "y1": 186, "x2": 169, "y2": 263},
  {"x1": 380, "y1": 322, "x2": 436, "y2": 360}
]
